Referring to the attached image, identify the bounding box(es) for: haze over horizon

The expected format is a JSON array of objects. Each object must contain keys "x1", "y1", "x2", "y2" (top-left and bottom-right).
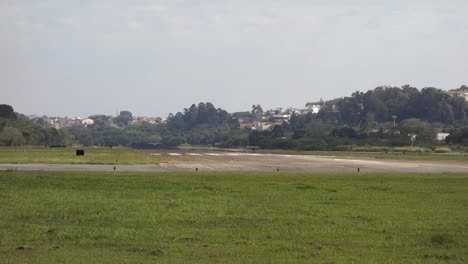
[{"x1": 2, "y1": 0, "x2": 467, "y2": 118}]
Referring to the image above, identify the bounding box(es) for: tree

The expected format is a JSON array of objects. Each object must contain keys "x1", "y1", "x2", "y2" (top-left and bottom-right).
[
  {"x1": 271, "y1": 125, "x2": 285, "y2": 138},
  {"x1": 0, "y1": 127, "x2": 24, "y2": 146},
  {"x1": 335, "y1": 97, "x2": 362, "y2": 126},
  {"x1": 89, "y1": 115, "x2": 111, "y2": 128},
  {"x1": 251, "y1": 104, "x2": 263, "y2": 118},
  {"x1": 0, "y1": 105, "x2": 17, "y2": 120},
  {"x1": 360, "y1": 113, "x2": 376, "y2": 133},
  {"x1": 399, "y1": 118, "x2": 428, "y2": 134},
  {"x1": 114, "y1": 111, "x2": 133, "y2": 127}
]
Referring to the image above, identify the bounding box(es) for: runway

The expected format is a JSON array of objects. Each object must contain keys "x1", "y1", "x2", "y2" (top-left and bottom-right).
[{"x1": 1, "y1": 152, "x2": 467, "y2": 173}]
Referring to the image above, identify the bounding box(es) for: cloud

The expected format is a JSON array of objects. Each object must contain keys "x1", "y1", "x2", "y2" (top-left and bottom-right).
[
  {"x1": 127, "y1": 21, "x2": 145, "y2": 30},
  {"x1": 141, "y1": 4, "x2": 166, "y2": 13},
  {"x1": 1, "y1": 0, "x2": 467, "y2": 116}
]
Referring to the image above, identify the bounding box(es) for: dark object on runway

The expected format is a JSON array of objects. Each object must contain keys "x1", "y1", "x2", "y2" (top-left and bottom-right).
[{"x1": 76, "y1": 149, "x2": 85, "y2": 156}]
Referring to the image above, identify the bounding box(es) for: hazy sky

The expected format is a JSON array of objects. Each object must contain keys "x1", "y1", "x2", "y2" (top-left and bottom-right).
[{"x1": 2, "y1": 0, "x2": 468, "y2": 117}]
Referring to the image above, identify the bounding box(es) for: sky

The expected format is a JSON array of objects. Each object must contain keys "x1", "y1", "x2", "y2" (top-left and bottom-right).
[{"x1": 2, "y1": 0, "x2": 468, "y2": 118}]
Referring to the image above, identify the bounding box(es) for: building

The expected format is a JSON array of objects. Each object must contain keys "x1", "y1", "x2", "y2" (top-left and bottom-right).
[
  {"x1": 436, "y1": 133, "x2": 450, "y2": 141},
  {"x1": 81, "y1": 118, "x2": 95, "y2": 127},
  {"x1": 305, "y1": 102, "x2": 322, "y2": 114},
  {"x1": 447, "y1": 86, "x2": 468, "y2": 101},
  {"x1": 447, "y1": 90, "x2": 468, "y2": 101}
]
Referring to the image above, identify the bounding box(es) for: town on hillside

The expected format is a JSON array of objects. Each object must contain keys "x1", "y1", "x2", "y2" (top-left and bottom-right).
[
  {"x1": 1, "y1": 85, "x2": 468, "y2": 150},
  {"x1": 24, "y1": 85, "x2": 468, "y2": 134}
]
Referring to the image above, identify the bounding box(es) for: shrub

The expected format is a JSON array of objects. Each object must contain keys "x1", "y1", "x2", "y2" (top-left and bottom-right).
[
  {"x1": 434, "y1": 147, "x2": 451, "y2": 153},
  {"x1": 352, "y1": 146, "x2": 391, "y2": 152},
  {"x1": 430, "y1": 233, "x2": 453, "y2": 247},
  {"x1": 334, "y1": 145, "x2": 353, "y2": 151},
  {"x1": 394, "y1": 146, "x2": 432, "y2": 153}
]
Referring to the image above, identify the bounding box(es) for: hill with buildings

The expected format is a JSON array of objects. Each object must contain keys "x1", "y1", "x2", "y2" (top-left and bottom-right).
[{"x1": 1, "y1": 85, "x2": 468, "y2": 150}]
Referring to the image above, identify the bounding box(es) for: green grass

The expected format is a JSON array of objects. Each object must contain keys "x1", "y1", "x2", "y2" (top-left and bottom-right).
[
  {"x1": 0, "y1": 147, "x2": 159, "y2": 165},
  {"x1": 256, "y1": 149, "x2": 468, "y2": 162},
  {"x1": 1, "y1": 147, "x2": 466, "y2": 165},
  {"x1": 178, "y1": 145, "x2": 468, "y2": 162},
  {"x1": 0, "y1": 171, "x2": 467, "y2": 263},
  {"x1": 177, "y1": 144, "x2": 245, "y2": 152}
]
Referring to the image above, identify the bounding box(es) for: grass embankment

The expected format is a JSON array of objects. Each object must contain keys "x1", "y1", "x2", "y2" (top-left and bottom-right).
[
  {"x1": 177, "y1": 144, "x2": 468, "y2": 162},
  {"x1": 256, "y1": 149, "x2": 468, "y2": 162},
  {"x1": 0, "y1": 171, "x2": 467, "y2": 263},
  {"x1": 0, "y1": 147, "x2": 159, "y2": 165}
]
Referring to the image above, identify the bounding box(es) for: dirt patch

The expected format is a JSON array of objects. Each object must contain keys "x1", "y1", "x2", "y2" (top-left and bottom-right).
[
  {"x1": 430, "y1": 233, "x2": 454, "y2": 247},
  {"x1": 293, "y1": 183, "x2": 316, "y2": 190},
  {"x1": 149, "y1": 249, "x2": 164, "y2": 256},
  {"x1": 423, "y1": 253, "x2": 455, "y2": 260},
  {"x1": 16, "y1": 245, "x2": 33, "y2": 251}
]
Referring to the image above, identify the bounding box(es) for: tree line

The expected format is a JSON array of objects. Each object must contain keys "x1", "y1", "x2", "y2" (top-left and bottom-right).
[
  {"x1": 0, "y1": 105, "x2": 73, "y2": 146},
  {"x1": 1, "y1": 85, "x2": 468, "y2": 150}
]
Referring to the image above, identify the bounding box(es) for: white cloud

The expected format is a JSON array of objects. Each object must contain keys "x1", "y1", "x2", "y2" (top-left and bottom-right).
[
  {"x1": 1, "y1": 0, "x2": 468, "y2": 116},
  {"x1": 127, "y1": 21, "x2": 145, "y2": 30}
]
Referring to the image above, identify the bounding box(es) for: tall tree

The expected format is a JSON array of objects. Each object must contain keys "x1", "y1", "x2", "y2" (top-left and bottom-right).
[
  {"x1": 114, "y1": 111, "x2": 133, "y2": 126},
  {"x1": 0, "y1": 105, "x2": 17, "y2": 120}
]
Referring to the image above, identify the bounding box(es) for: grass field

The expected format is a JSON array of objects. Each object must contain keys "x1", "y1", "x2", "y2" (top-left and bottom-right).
[
  {"x1": 177, "y1": 145, "x2": 468, "y2": 162},
  {"x1": 1, "y1": 147, "x2": 467, "y2": 166},
  {"x1": 256, "y1": 149, "x2": 468, "y2": 162},
  {"x1": 0, "y1": 147, "x2": 159, "y2": 165},
  {"x1": 0, "y1": 171, "x2": 467, "y2": 263}
]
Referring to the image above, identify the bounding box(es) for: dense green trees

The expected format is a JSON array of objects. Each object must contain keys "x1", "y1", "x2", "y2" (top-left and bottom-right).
[
  {"x1": 250, "y1": 85, "x2": 468, "y2": 150},
  {"x1": 113, "y1": 111, "x2": 133, "y2": 127},
  {"x1": 1, "y1": 85, "x2": 468, "y2": 150},
  {"x1": 66, "y1": 102, "x2": 244, "y2": 148},
  {"x1": 0, "y1": 105, "x2": 16, "y2": 119},
  {"x1": 163, "y1": 102, "x2": 243, "y2": 147},
  {"x1": 0, "y1": 106, "x2": 73, "y2": 147},
  {"x1": 318, "y1": 86, "x2": 467, "y2": 126},
  {"x1": 445, "y1": 127, "x2": 468, "y2": 146}
]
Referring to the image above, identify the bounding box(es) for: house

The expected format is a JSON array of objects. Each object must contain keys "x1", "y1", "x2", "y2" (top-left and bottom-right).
[
  {"x1": 81, "y1": 118, "x2": 95, "y2": 127},
  {"x1": 436, "y1": 133, "x2": 450, "y2": 141},
  {"x1": 240, "y1": 123, "x2": 255, "y2": 130},
  {"x1": 447, "y1": 90, "x2": 468, "y2": 101},
  {"x1": 447, "y1": 86, "x2": 468, "y2": 101},
  {"x1": 305, "y1": 102, "x2": 322, "y2": 114},
  {"x1": 131, "y1": 116, "x2": 162, "y2": 125},
  {"x1": 272, "y1": 114, "x2": 290, "y2": 122}
]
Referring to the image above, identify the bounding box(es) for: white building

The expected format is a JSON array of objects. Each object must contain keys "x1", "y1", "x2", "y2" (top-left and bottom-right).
[
  {"x1": 81, "y1": 118, "x2": 95, "y2": 127},
  {"x1": 305, "y1": 102, "x2": 322, "y2": 114},
  {"x1": 436, "y1": 133, "x2": 450, "y2": 141}
]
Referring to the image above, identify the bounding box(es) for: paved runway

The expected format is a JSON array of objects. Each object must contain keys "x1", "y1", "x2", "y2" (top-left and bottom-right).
[{"x1": 1, "y1": 152, "x2": 467, "y2": 173}]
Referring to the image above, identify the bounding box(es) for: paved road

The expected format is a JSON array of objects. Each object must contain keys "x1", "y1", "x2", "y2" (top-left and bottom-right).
[{"x1": 1, "y1": 153, "x2": 467, "y2": 173}]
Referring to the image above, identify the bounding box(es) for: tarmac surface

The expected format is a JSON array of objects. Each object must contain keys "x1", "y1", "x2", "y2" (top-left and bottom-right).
[{"x1": 1, "y1": 151, "x2": 468, "y2": 173}]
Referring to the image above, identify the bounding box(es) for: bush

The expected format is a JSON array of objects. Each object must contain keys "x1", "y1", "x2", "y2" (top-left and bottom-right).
[
  {"x1": 434, "y1": 147, "x2": 451, "y2": 153},
  {"x1": 449, "y1": 145, "x2": 468, "y2": 153},
  {"x1": 352, "y1": 146, "x2": 391, "y2": 152},
  {"x1": 334, "y1": 145, "x2": 353, "y2": 151},
  {"x1": 296, "y1": 137, "x2": 328, "y2": 151},
  {"x1": 393, "y1": 146, "x2": 431, "y2": 153}
]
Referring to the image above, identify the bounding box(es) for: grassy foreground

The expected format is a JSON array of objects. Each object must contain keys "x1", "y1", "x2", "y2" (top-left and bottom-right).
[
  {"x1": 0, "y1": 147, "x2": 159, "y2": 165},
  {"x1": 256, "y1": 149, "x2": 468, "y2": 162},
  {"x1": 177, "y1": 145, "x2": 468, "y2": 162},
  {"x1": 0, "y1": 171, "x2": 467, "y2": 263}
]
